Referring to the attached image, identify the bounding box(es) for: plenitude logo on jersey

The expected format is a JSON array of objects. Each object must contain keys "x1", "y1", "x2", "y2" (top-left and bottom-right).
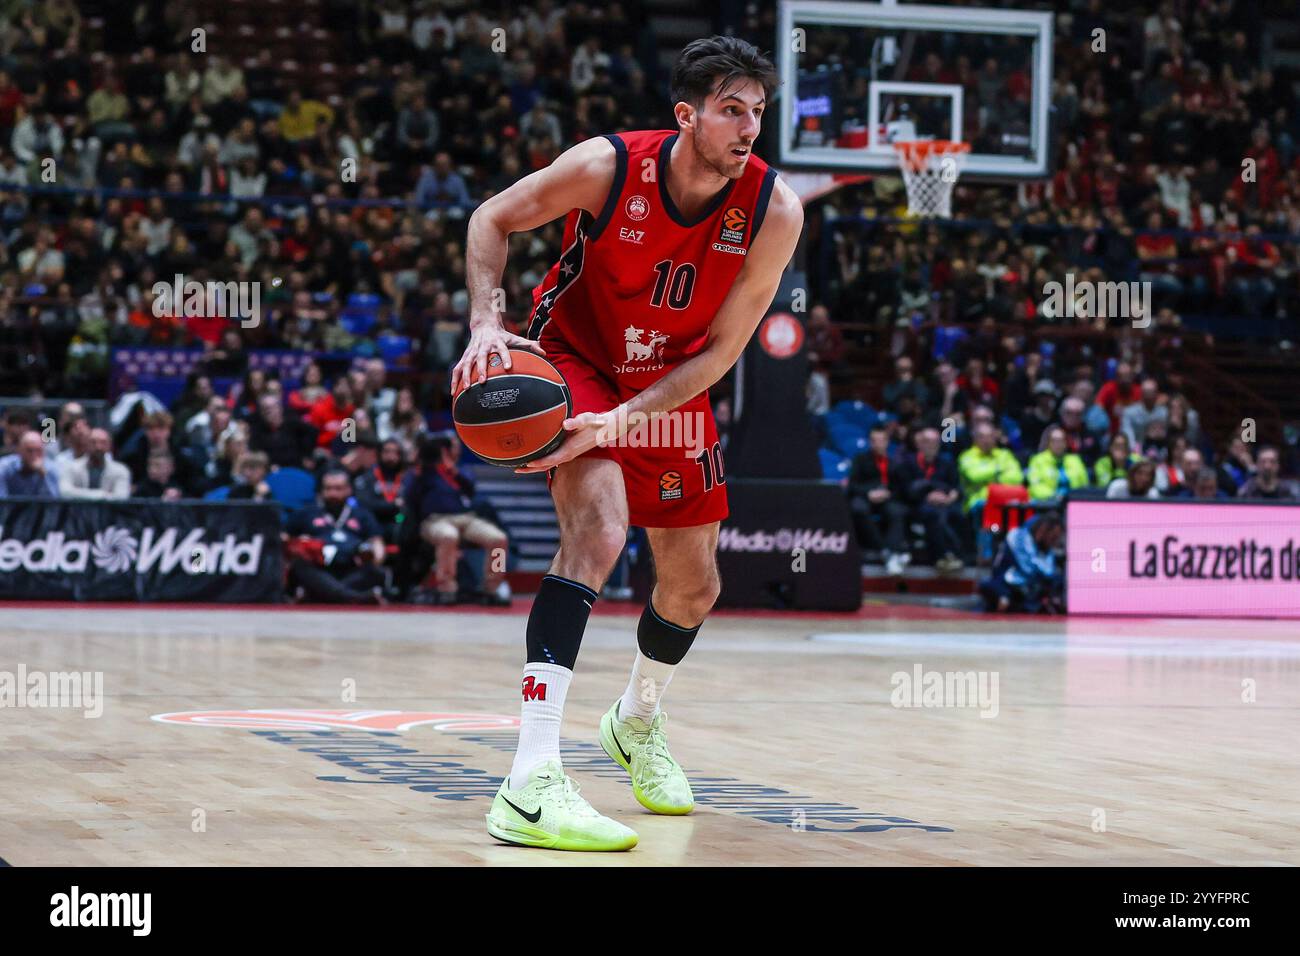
[
  {"x1": 712, "y1": 206, "x2": 750, "y2": 256},
  {"x1": 613, "y1": 325, "x2": 670, "y2": 374}
]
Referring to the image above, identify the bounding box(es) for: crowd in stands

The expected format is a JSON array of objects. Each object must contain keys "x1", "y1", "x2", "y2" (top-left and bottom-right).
[
  {"x1": 0, "y1": 355, "x2": 515, "y2": 606},
  {"x1": 828, "y1": 350, "x2": 1300, "y2": 609},
  {"x1": 764, "y1": 0, "x2": 1300, "y2": 611},
  {"x1": 3, "y1": 0, "x2": 1300, "y2": 616},
  {"x1": 0, "y1": 0, "x2": 662, "y2": 402},
  {"x1": 792, "y1": 0, "x2": 1300, "y2": 327},
  {"x1": 0, "y1": 0, "x2": 666, "y2": 605}
]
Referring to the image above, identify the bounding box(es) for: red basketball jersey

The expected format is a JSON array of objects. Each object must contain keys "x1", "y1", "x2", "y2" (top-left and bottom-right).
[{"x1": 528, "y1": 129, "x2": 778, "y2": 393}]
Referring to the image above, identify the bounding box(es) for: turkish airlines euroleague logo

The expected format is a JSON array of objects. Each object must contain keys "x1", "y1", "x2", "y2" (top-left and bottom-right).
[
  {"x1": 720, "y1": 206, "x2": 748, "y2": 244},
  {"x1": 659, "y1": 470, "x2": 684, "y2": 501}
]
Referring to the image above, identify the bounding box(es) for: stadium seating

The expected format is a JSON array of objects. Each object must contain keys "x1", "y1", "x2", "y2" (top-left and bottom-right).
[{"x1": 265, "y1": 468, "x2": 317, "y2": 513}]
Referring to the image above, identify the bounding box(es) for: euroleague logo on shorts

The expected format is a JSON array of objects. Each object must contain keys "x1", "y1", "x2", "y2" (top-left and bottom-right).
[
  {"x1": 659, "y1": 470, "x2": 684, "y2": 501},
  {"x1": 625, "y1": 195, "x2": 650, "y2": 221}
]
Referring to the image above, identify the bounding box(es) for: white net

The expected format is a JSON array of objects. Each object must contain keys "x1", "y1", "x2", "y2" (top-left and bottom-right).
[{"x1": 893, "y1": 141, "x2": 969, "y2": 219}]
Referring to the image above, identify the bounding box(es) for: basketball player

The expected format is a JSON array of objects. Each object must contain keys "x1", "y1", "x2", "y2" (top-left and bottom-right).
[{"x1": 452, "y1": 36, "x2": 803, "y2": 850}]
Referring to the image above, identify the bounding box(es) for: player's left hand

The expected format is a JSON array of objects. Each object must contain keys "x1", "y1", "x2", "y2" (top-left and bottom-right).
[{"x1": 513, "y1": 410, "x2": 617, "y2": 474}]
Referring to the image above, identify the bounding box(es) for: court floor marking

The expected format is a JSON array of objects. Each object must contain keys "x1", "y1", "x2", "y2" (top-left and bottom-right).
[
  {"x1": 6, "y1": 616, "x2": 1300, "y2": 664},
  {"x1": 809, "y1": 631, "x2": 1300, "y2": 658},
  {"x1": 223, "y1": 723, "x2": 957, "y2": 835}
]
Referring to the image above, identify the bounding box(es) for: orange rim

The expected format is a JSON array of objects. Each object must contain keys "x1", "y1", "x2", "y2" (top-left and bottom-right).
[{"x1": 892, "y1": 140, "x2": 971, "y2": 172}]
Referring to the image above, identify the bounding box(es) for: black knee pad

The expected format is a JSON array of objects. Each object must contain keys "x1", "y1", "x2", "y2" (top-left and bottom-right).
[
  {"x1": 637, "y1": 599, "x2": 701, "y2": 665},
  {"x1": 525, "y1": 574, "x2": 598, "y2": 669}
]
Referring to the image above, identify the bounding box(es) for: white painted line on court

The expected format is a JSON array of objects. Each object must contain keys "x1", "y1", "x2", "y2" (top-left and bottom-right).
[{"x1": 808, "y1": 631, "x2": 1300, "y2": 658}]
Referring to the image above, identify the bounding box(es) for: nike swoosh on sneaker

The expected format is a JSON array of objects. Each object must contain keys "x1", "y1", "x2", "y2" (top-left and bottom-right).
[
  {"x1": 501, "y1": 794, "x2": 542, "y2": 823},
  {"x1": 610, "y1": 721, "x2": 632, "y2": 765}
]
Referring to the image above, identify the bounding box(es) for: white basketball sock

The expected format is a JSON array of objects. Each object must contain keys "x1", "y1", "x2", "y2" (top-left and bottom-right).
[
  {"x1": 509, "y1": 662, "x2": 572, "y2": 787},
  {"x1": 618, "y1": 652, "x2": 676, "y2": 723}
]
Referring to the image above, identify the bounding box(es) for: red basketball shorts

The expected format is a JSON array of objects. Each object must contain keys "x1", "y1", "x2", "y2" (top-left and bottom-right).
[{"x1": 543, "y1": 346, "x2": 729, "y2": 529}]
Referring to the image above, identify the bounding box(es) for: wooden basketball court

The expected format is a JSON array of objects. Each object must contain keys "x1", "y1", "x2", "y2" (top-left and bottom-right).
[{"x1": 1, "y1": 602, "x2": 1296, "y2": 866}]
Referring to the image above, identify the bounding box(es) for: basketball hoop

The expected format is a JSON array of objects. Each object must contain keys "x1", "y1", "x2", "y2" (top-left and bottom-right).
[{"x1": 892, "y1": 140, "x2": 970, "y2": 219}]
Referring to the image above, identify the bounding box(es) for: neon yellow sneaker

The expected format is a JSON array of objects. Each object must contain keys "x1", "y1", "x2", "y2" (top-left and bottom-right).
[
  {"x1": 485, "y1": 759, "x2": 638, "y2": 851},
  {"x1": 599, "y1": 700, "x2": 694, "y2": 815}
]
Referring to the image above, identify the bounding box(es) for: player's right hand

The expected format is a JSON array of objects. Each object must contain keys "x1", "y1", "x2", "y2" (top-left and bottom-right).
[{"x1": 450, "y1": 324, "x2": 546, "y2": 393}]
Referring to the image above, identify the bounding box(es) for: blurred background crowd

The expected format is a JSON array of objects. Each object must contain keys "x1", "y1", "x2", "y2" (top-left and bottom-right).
[{"x1": 1, "y1": 0, "x2": 1297, "y2": 611}]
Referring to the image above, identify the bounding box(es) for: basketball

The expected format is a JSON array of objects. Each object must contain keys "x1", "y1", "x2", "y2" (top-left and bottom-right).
[{"x1": 452, "y1": 350, "x2": 572, "y2": 467}]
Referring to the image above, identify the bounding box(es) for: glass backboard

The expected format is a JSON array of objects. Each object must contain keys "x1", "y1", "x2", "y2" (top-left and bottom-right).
[{"x1": 778, "y1": 1, "x2": 1055, "y2": 179}]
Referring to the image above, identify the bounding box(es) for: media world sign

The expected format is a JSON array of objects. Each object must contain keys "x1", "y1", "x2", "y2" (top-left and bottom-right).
[
  {"x1": 717, "y1": 526, "x2": 851, "y2": 554},
  {"x1": 0, "y1": 525, "x2": 264, "y2": 575},
  {"x1": 714, "y1": 480, "x2": 862, "y2": 611},
  {"x1": 0, "y1": 499, "x2": 282, "y2": 602}
]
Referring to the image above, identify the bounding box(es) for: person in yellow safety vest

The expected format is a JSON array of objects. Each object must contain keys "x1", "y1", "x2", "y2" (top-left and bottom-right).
[
  {"x1": 1092, "y1": 431, "x2": 1143, "y2": 492},
  {"x1": 958, "y1": 422, "x2": 1025, "y2": 513},
  {"x1": 1026, "y1": 426, "x2": 1090, "y2": 500}
]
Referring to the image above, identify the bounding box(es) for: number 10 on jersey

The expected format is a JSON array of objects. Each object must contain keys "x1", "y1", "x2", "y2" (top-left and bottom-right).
[{"x1": 650, "y1": 259, "x2": 697, "y2": 310}]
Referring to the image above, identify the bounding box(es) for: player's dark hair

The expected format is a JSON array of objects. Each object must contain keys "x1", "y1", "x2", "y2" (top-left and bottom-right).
[{"x1": 671, "y1": 36, "x2": 778, "y2": 110}]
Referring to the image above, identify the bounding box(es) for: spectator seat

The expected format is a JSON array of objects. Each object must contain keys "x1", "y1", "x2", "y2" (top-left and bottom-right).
[
  {"x1": 828, "y1": 422, "x2": 868, "y2": 459},
  {"x1": 828, "y1": 399, "x2": 877, "y2": 433},
  {"x1": 266, "y1": 467, "x2": 317, "y2": 512},
  {"x1": 818, "y1": 447, "x2": 851, "y2": 482},
  {"x1": 981, "y1": 484, "x2": 1032, "y2": 534}
]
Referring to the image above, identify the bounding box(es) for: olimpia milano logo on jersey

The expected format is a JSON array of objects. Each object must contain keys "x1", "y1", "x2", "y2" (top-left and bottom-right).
[{"x1": 0, "y1": 524, "x2": 265, "y2": 575}]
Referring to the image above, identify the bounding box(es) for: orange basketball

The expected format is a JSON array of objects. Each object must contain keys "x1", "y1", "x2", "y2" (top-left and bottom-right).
[{"x1": 452, "y1": 350, "x2": 572, "y2": 467}]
